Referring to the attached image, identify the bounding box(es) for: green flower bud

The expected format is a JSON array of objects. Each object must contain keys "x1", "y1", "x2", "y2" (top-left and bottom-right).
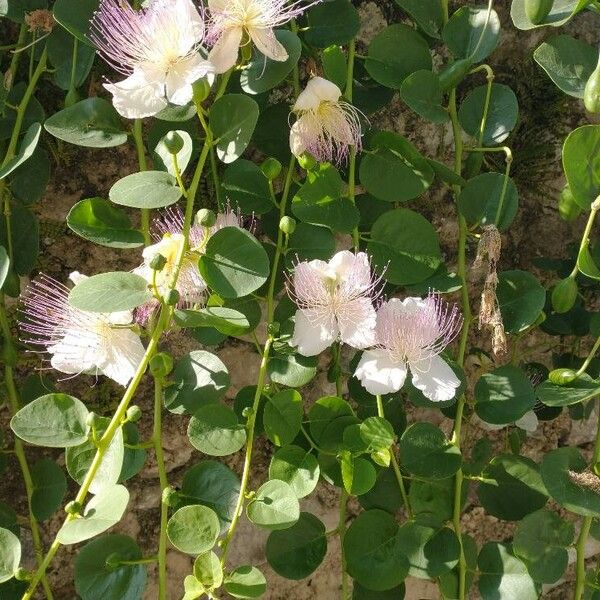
[
  {"x1": 85, "y1": 411, "x2": 99, "y2": 429},
  {"x1": 163, "y1": 131, "x2": 184, "y2": 155},
  {"x1": 549, "y1": 368, "x2": 577, "y2": 386},
  {"x1": 551, "y1": 277, "x2": 578, "y2": 314},
  {"x1": 584, "y1": 57, "x2": 600, "y2": 114},
  {"x1": 297, "y1": 152, "x2": 317, "y2": 171},
  {"x1": 65, "y1": 500, "x2": 82, "y2": 515},
  {"x1": 126, "y1": 405, "x2": 142, "y2": 423},
  {"x1": 192, "y1": 78, "x2": 211, "y2": 103},
  {"x1": 164, "y1": 289, "x2": 180, "y2": 306},
  {"x1": 105, "y1": 552, "x2": 121, "y2": 570},
  {"x1": 149, "y1": 253, "x2": 168, "y2": 272},
  {"x1": 525, "y1": 0, "x2": 554, "y2": 24},
  {"x1": 162, "y1": 486, "x2": 178, "y2": 507},
  {"x1": 279, "y1": 216, "x2": 296, "y2": 235},
  {"x1": 558, "y1": 184, "x2": 582, "y2": 222},
  {"x1": 438, "y1": 58, "x2": 473, "y2": 92},
  {"x1": 14, "y1": 567, "x2": 31, "y2": 581},
  {"x1": 196, "y1": 208, "x2": 216, "y2": 228},
  {"x1": 150, "y1": 352, "x2": 174, "y2": 379},
  {"x1": 261, "y1": 157, "x2": 282, "y2": 180},
  {"x1": 242, "y1": 406, "x2": 253, "y2": 419}
]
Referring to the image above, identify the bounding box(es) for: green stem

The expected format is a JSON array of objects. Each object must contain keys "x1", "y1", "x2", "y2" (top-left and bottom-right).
[
  {"x1": 21, "y1": 110, "x2": 213, "y2": 600},
  {"x1": 448, "y1": 84, "x2": 470, "y2": 600},
  {"x1": 220, "y1": 337, "x2": 273, "y2": 566},
  {"x1": 574, "y1": 398, "x2": 600, "y2": 600},
  {"x1": 152, "y1": 377, "x2": 168, "y2": 600},
  {"x1": 67, "y1": 36, "x2": 79, "y2": 96},
  {"x1": 575, "y1": 334, "x2": 600, "y2": 379},
  {"x1": 290, "y1": 20, "x2": 301, "y2": 97},
  {"x1": 376, "y1": 396, "x2": 412, "y2": 518},
  {"x1": 338, "y1": 488, "x2": 349, "y2": 600},
  {"x1": 209, "y1": 145, "x2": 223, "y2": 209},
  {"x1": 132, "y1": 119, "x2": 150, "y2": 244},
  {"x1": 0, "y1": 301, "x2": 54, "y2": 600},
  {"x1": 5, "y1": 24, "x2": 27, "y2": 94},
  {"x1": 570, "y1": 199, "x2": 600, "y2": 279},
  {"x1": 344, "y1": 40, "x2": 359, "y2": 250}
]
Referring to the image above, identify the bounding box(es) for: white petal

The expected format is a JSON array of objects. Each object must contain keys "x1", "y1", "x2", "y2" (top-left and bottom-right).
[
  {"x1": 165, "y1": 54, "x2": 214, "y2": 105},
  {"x1": 354, "y1": 349, "x2": 407, "y2": 396},
  {"x1": 172, "y1": 0, "x2": 205, "y2": 52},
  {"x1": 516, "y1": 411, "x2": 539, "y2": 433},
  {"x1": 49, "y1": 329, "x2": 102, "y2": 375},
  {"x1": 410, "y1": 355, "x2": 460, "y2": 402},
  {"x1": 103, "y1": 72, "x2": 167, "y2": 119},
  {"x1": 97, "y1": 329, "x2": 146, "y2": 387},
  {"x1": 208, "y1": 26, "x2": 243, "y2": 74},
  {"x1": 292, "y1": 260, "x2": 331, "y2": 306},
  {"x1": 249, "y1": 27, "x2": 288, "y2": 62},
  {"x1": 289, "y1": 119, "x2": 308, "y2": 157},
  {"x1": 293, "y1": 76, "x2": 341, "y2": 111},
  {"x1": 68, "y1": 271, "x2": 88, "y2": 285},
  {"x1": 337, "y1": 297, "x2": 376, "y2": 349},
  {"x1": 331, "y1": 251, "x2": 372, "y2": 296},
  {"x1": 290, "y1": 309, "x2": 338, "y2": 356}
]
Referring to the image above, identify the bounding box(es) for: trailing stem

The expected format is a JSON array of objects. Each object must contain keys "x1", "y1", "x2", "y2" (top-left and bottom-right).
[{"x1": 574, "y1": 397, "x2": 600, "y2": 600}]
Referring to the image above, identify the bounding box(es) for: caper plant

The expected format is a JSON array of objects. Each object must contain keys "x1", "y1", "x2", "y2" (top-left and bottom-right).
[{"x1": 1, "y1": 0, "x2": 600, "y2": 599}]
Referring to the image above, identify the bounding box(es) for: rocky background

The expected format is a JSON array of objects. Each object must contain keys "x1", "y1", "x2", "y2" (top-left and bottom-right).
[{"x1": 2, "y1": 0, "x2": 600, "y2": 598}]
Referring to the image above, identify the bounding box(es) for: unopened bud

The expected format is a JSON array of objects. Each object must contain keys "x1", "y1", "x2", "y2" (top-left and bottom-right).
[
  {"x1": 297, "y1": 152, "x2": 316, "y2": 171},
  {"x1": 163, "y1": 131, "x2": 184, "y2": 155},
  {"x1": 261, "y1": 158, "x2": 282, "y2": 180},
  {"x1": 126, "y1": 405, "x2": 142, "y2": 423},
  {"x1": 279, "y1": 216, "x2": 296, "y2": 235},
  {"x1": 14, "y1": 567, "x2": 30, "y2": 581},
  {"x1": 149, "y1": 253, "x2": 167, "y2": 271},
  {"x1": 196, "y1": 208, "x2": 216, "y2": 228},
  {"x1": 549, "y1": 368, "x2": 577, "y2": 385},
  {"x1": 150, "y1": 352, "x2": 174, "y2": 379},
  {"x1": 86, "y1": 411, "x2": 99, "y2": 429},
  {"x1": 162, "y1": 486, "x2": 178, "y2": 506},
  {"x1": 65, "y1": 500, "x2": 82, "y2": 516},
  {"x1": 164, "y1": 289, "x2": 180, "y2": 306}
]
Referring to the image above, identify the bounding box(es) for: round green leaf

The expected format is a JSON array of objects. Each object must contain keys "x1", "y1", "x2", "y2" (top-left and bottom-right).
[
  {"x1": 496, "y1": 270, "x2": 546, "y2": 333},
  {"x1": 359, "y1": 468, "x2": 403, "y2": 516},
  {"x1": 199, "y1": 227, "x2": 269, "y2": 299},
  {"x1": 322, "y1": 45, "x2": 347, "y2": 89},
  {"x1": 75, "y1": 534, "x2": 147, "y2": 600},
  {"x1": 541, "y1": 447, "x2": 600, "y2": 517},
  {"x1": 359, "y1": 131, "x2": 434, "y2": 202},
  {"x1": 537, "y1": 374, "x2": 600, "y2": 407},
  {"x1": 263, "y1": 389, "x2": 303, "y2": 447},
  {"x1": 0, "y1": 203, "x2": 38, "y2": 275},
  {"x1": 0, "y1": 528, "x2": 20, "y2": 584},
  {"x1": 399, "y1": 423, "x2": 462, "y2": 479},
  {"x1": 457, "y1": 172, "x2": 519, "y2": 231},
  {"x1": 394, "y1": 0, "x2": 444, "y2": 38},
  {"x1": 167, "y1": 505, "x2": 220, "y2": 555},
  {"x1": 408, "y1": 478, "x2": 455, "y2": 528},
  {"x1": 400, "y1": 70, "x2": 449, "y2": 123},
  {"x1": 246, "y1": 480, "x2": 300, "y2": 530},
  {"x1": 443, "y1": 6, "x2": 501, "y2": 62},
  {"x1": 534, "y1": 35, "x2": 598, "y2": 98},
  {"x1": 266, "y1": 512, "x2": 327, "y2": 580},
  {"x1": 513, "y1": 509, "x2": 574, "y2": 584},
  {"x1": 47, "y1": 26, "x2": 96, "y2": 90},
  {"x1": 397, "y1": 524, "x2": 460, "y2": 579},
  {"x1": 308, "y1": 396, "x2": 356, "y2": 452},
  {"x1": 223, "y1": 565, "x2": 266, "y2": 599},
  {"x1": 193, "y1": 551, "x2": 223, "y2": 591},
  {"x1": 359, "y1": 417, "x2": 395, "y2": 451},
  {"x1": 68, "y1": 271, "x2": 152, "y2": 312},
  {"x1": 269, "y1": 446, "x2": 320, "y2": 499},
  {"x1": 285, "y1": 223, "x2": 335, "y2": 267},
  {"x1": 367, "y1": 208, "x2": 442, "y2": 285},
  {"x1": 10, "y1": 147, "x2": 50, "y2": 205},
  {"x1": 44, "y1": 98, "x2": 127, "y2": 148},
  {"x1": 304, "y1": 0, "x2": 359, "y2": 47},
  {"x1": 477, "y1": 454, "x2": 548, "y2": 520},
  {"x1": 180, "y1": 461, "x2": 240, "y2": 532},
  {"x1": 365, "y1": 24, "x2": 432, "y2": 89},
  {"x1": 221, "y1": 160, "x2": 273, "y2": 215},
  {"x1": 31, "y1": 458, "x2": 67, "y2": 521},
  {"x1": 563, "y1": 125, "x2": 600, "y2": 209},
  {"x1": 510, "y1": 0, "x2": 588, "y2": 30},
  {"x1": 164, "y1": 350, "x2": 230, "y2": 415},
  {"x1": 341, "y1": 455, "x2": 377, "y2": 496},
  {"x1": 109, "y1": 170, "x2": 183, "y2": 209},
  {"x1": 57, "y1": 485, "x2": 129, "y2": 545},
  {"x1": 267, "y1": 352, "x2": 317, "y2": 388},
  {"x1": 175, "y1": 307, "x2": 251, "y2": 336},
  {"x1": 459, "y1": 84, "x2": 519, "y2": 145},
  {"x1": 210, "y1": 94, "x2": 259, "y2": 163},
  {"x1": 10, "y1": 393, "x2": 88, "y2": 448},
  {"x1": 478, "y1": 543, "x2": 538, "y2": 600},
  {"x1": 0, "y1": 502, "x2": 18, "y2": 536},
  {"x1": 187, "y1": 404, "x2": 246, "y2": 457},
  {"x1": 352, "y1": 582, "x2": 406, "y2": 600},
  {"x1": 344, "y1": 509, "x2": 408, "y2": 591},
  {"x1": 0, "y1": 122, "x2": 41, "y2": 180},
  {"x1": 241, "y1": 30, "x2": 301, "y2": 94},
  {"x1": 474, "y1": 365, "x2": 537, "y2": 425},
  {"x1": 67, "y1": 198, "x2": 145, "y2": 248},
  {"x1": 292, "y1": 163, "x2": 359, "y2": 233}
]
